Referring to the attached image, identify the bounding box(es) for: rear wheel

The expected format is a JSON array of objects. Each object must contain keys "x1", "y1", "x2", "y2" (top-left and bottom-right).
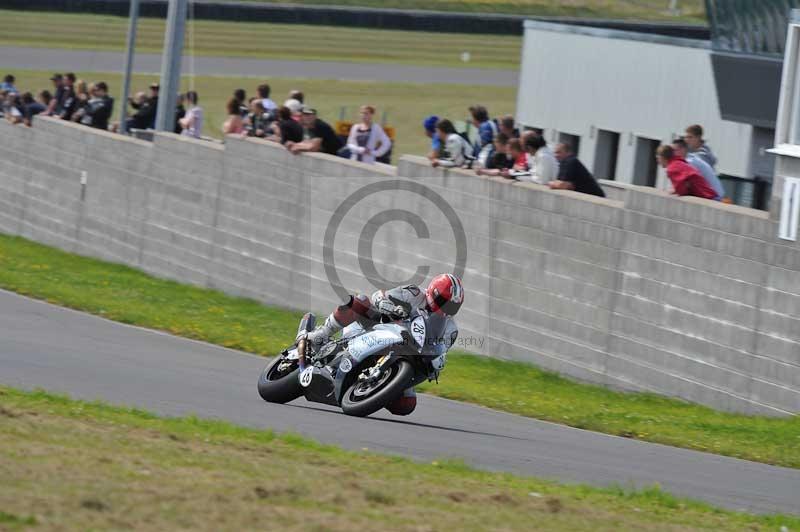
[
  {"x1": 257, "y1": 355, "x2": 303, "y2": 404},
  {"x1": 341, "y1": 360, "x2": 413, "y2": 418}
]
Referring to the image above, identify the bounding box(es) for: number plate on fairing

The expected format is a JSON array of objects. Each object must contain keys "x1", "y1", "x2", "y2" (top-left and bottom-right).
[{"x1": 411, "y1": 315, "x2": 426, "y2": 347}]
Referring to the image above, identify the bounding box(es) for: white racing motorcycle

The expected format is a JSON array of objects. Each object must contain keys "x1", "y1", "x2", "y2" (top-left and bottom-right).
[{"x1": 257, "y1": 311, "x2": 447, "y2": 417}]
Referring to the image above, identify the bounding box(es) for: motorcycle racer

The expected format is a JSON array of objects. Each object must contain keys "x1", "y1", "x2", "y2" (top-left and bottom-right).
[{"x1": 298, "y1": 274, "x2": 464, "y2": 415}]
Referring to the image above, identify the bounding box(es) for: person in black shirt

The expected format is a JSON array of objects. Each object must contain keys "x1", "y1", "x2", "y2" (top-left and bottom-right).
[
  {"x1": 48, "y1": 73, "x2": 64, "y2": 116},
  {"x1": 128, "y1": 83, "x2": 159, "y2": 130},
  {"x1": 58, "y1": 72, "x2": 77, "y2": 121},
  {"x1": 287, "y1": 106, "x2": 343, "y2": 156},
  {"x1": 550, "y1": 143, "x2": 605, "y2": 197},
  {"x1": 273, "y1": 105, "x2": 303, "y2": 144},
  {"x1": 80, "y1": 81, "x2": 113, "y2": 130},
  {"x1": 22, "y1": 91, "x2": 49, "y2": 126}
]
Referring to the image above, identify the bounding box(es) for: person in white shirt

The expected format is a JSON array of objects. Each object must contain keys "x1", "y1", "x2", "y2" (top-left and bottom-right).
[
  {"x1": 516, "y1": 134, "x2": 558, "y2": 185},
  {"x1": 346, "y1": 105, "x2": 392, "y2": 164},
  {"x1": 179, "y1": 90, "x2": 203, "y2": 139},
  {"x1": 257, "y1": 83, "x2": 277, "y2": 114}
]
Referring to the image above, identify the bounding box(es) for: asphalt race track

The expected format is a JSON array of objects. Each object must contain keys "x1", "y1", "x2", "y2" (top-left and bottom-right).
[
  {"x1": 1, "y1": 289, "x2": 798, "y2": 515},
  {"x1": 0, "y1": 46, "x2": 518, "y2": 86}
]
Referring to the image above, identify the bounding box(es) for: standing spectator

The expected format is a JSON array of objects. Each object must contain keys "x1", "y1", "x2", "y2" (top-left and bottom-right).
[
  {"x1": 288, "y1": 89, "x2": 304, "y2": 104},
  {"x1": 423, "y1": 115, "x2": 441, "y2": 162},
  {"x1": 128, "y1": 83, "x2": 159, "y2": 130},
  {"x1": 517, "y1": 135, "x2": 558, "y2": 185},
  {"x1": 233, "y1": 88, "x2": 248, "y2": 118},
  {"x1": 672, "y1": 138, "x2": 723, "y2": 200},
  {"x1": 283, "y1": 98, "x2": 302, "y2": 118},
  {"x1": 431, "y1": 118, "x2": 472, "y2": 168},
  {"x1": 23, "y1": 90, "x2": 50, "y2": 126},
  {"x1": 222, "y1": 97, "x2": 244, "y2": 135},
  {"x1": 550, "y1": 143, "x2": 606, "y2": 197},
  {"x1": 656, "y1": 145, "x2": 717, "y2": 199},
  {"x1": 273, "y1": 105, "x2": 304, "y2": 144},
  {"x1": 70, "y1": 80, "x2": 91, "y2": 123},
  {"x1": 179, "y1": 90, "x2": 203, "y2": 138},
  {"x1": 78, "y1": 82, "x2": 114, "y2": 130},
  {"x1": 1, "y1": 74, "x2": 17, "y2": 93},
  {"x1": 346, "y1": 105, "x2": 392, "y2": 164},
  {"x1": 258, "y1": 84, "x2": 278, "y2": 114},
  {"x1": 287, "y1": 106, "x2": 342, "y2": 155},
  {"x1": 58, "y1": 73, "x2": 77, "y2": 121},
  {"x1": 507, "y1": 138, "x2": 527, "y2": 171},
  {"x1": 47, "y1": 73, "x2": 64, "y2": 115},
  {"x1": 174, "y1": 93, "x2": 186, "y2": 134},
  {"x1": 684, "y1": 124, "x2": 717, "y2": 169},
  {"x1": 476, "y1": 132, "x2": 513, "y2": 176},
  {"x1": 245, "y1": 98, "x2": 268, "y2": 138},
  {"x1": 498, "y1": 115, "x2": 519, "y2": 139},
  {"x1": 468, "y1": 104, "x2": 497, "y2": 157}
]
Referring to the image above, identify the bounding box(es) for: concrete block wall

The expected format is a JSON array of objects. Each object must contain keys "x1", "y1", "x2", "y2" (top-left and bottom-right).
[{"x1": 1, "y1": 117, "x2": 797, "y2": 415}]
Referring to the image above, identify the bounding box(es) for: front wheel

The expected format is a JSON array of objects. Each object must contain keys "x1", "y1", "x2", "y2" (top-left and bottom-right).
[
  {"x1": 341, "y1": 360, "x2": 414, "y2": 417},
  {"x1": 257, "y1": 355, "x2": 303, "y2": 404}
]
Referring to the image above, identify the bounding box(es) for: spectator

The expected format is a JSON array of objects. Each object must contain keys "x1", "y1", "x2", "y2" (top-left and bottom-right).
[
  {"x1": 672, "y1": 138, "x2": 723, "y2": 200},
  {"x1": 519, "y1": 135, "x2": 558, "y2": 185},
  {"x1": 468, "y1": 104, "x2": 497, "y2": 157},
  {"x1": 288, "y1": 89, "x2": 304, "y2": 104},
  {"x1": 684, "y1": 124, "x2": 717, "y2": 169},
  {"x1": 79, "y1": 81, "x2": 113, "y2": 130},
  {"x1": 70, "y1": 80, "x2": 91, "y2": 123},
  {"x1": 174, "y1": 93, "x2": 186, "y2": 134},
  {"x1": 180, "y1": 90, "x2": 203, "y2": 138},
  {"x1": 498, "y1": 115, "x2": 519, "y2": 139},
  {"x1": 283, "y1": 98, "x2": 302, "y2": 118},
  {"x1": 47, "y1": 73, "x2": 64, "y2": 115},
  {"x1": 234, "y1": 88, "x2": 248, "y2": 118},
  {"x1": 431, "y1": 118, "x2": 472, "y2": 168},
  {"x1": 476, "y1": 132, "x2": 513, "y2": 176},
  {"x1": 346, "y1": 105, "x2": 392, "y2": 164},
  {"x1": 245, "y1": 98, "x2": 268, "y2": 138},
  {"x1": 423, "y1": 114, "x2": 441, "y2": 161},
  {"x1": 273, "y1": 105, "x2": 303, "y2": 145},
  {"x1": 507, "y1": 138, "x2": 527, "y2": 171},
  {"x1": 23, "y1": 90, "x2": 50, "y2": 126},
  {"x1": 258, "y1": 84, "x2": 278, "y2": 114},
  {"x1": 3, "y1": 92, "x2": 23, "y2": 124},
  {"x1": 656, "y1": 144, "x2": 717, "y2": 200},
  {"x1": 58, "y1": 73, "x2": 77, "y2": 121},
  {"x1": 287, "y1": 106, "x2": 342, "y2": 155},
  {"x1": 222, "y1": 98, "x2": 245, "y2": 135},
  {"x1": 550, "y1": 143, "x2": 606, "y2": 197},
  {"x1": 1, "y1": 74, "x2": 17, "y2": 93},
  {"x1": 128, "y1": 83, "x2": 159, "y2": 130}
]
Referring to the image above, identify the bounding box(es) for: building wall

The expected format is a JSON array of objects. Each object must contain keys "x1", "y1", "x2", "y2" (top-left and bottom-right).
[
  {"x1": 517, "y1": 21, "x2": 753, "y2": 186},
  {"x1": 1, "y1": 117, "x2": 798, "y2": 416}
]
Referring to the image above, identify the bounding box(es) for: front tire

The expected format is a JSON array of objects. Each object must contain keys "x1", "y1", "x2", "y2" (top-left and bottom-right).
[
  {"x1": 257, "y1": 355, "x2": 303, "y2": 404},
  {"x1": 341, "y1": 360, "x2": 414, "y2": 417}
]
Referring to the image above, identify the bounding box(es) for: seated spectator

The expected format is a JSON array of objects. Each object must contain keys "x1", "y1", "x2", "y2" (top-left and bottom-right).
[
  {"x1": 23, "y1": 90, "x2": 50, "y2": 126},
  {"x1": 78, "y1": 81, "x2": 113, "y2": 130},
  {"x1": 174, "y1": 93, "x2": 186, "y2": 134},
  {"x1": 672, "y1": 138, "x2": 723, "y2": 200},
  {"x1": 1, "y1": 74, "x2": 17, "y2": 93},
  {"x1": 517, "y1": 134, "x2": 557, "y2": 185},
  {"x1": 127, "y1": 83, "x2": 159, "y2": 130},
  {"x1": 222, "y1": 98, "x2": 245, "y2": 135},
  {"x1": 258, "y1": 83, "x2": 278, "y2": 114},
  {"x1": 234, "y1": 88, "x2": 248, "y2": 118},
  {"x1": 468, "y1": 104, "x2": 497, "y2": 157},
  {"x1": 431, "y1": 118, "x2": 473, "y2": 168},
  {"x1": 684, "y1": 124, "x2": 717, "y2": 169},
  {"x1": 287, "y1": 106, "x2": 343, "y2": 155},
  {"x1": 476, "y1": 132, "x2": 513, "y2": 176},
  {"x1": 273, "y1": 105, "x2": 303, "y2": 144},
  {"x1": 656, "y1": 144, "x2": 717, "y2": 200},
  {"x1": 346, "y1": 105, "x2": 392, "y2": 164},
  {"x1": 58, "y1": 73, "x2": 77, "y2": 121},
  {"x1": 498, "y1": 114, "x2": 519, "y2": 139},
  {"x1": 180, "y1": 90, "x2": 203, "y2": 138},
  {"x1": 289, "y1": 89, "x2": 304, "y2": 104},
  {"x1": 423, "y1": 115, "x2": 441, "y2": 161},
  {"x1": 550, "y1": 143, "x2": 606, "y2": 197}
]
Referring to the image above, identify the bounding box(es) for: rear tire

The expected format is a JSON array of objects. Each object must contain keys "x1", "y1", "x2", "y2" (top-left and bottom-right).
[
  {"x1": 257, "y1": 356, "x2": 303, "y2": 404},
  {"x1": 341, "y1": 360, "x2": 414, "y2": 418}
]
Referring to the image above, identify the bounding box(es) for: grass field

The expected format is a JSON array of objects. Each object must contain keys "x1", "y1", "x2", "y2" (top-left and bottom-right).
[
  {"x1": 1, "y1": 386, "x2": 796, "y2": 531},
  {"x1": 1, "y1": 233, "x2": 799, "y2": 469},
  {"x1": 0, "y1": 9, "x2": 523, "y2": 70},
  {"x1": 9, "y1": 70, "x2": 516, "y2": 158},
  {"x1": 233, "y1": 0, "x2": 707, "y2": 22}
]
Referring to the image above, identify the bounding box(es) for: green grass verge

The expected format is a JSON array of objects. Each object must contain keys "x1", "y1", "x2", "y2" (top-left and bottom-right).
[
  {"x1": 9, "y1": 69, "x2": 517, "y2": 159},
  {"x1": 1, "y1": 386, "x2": 796, "y2": 531},
  {"x1": 0, "y1": 9, "x2": 522, "y2": 70},
  {"x1": 1, "y1": 232, "x2": 799, "y2": 469}
]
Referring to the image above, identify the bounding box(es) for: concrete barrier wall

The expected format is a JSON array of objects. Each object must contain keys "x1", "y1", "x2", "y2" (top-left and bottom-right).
[{"x1": 1, "y1": 117, "x2": 798, "y2": 416}]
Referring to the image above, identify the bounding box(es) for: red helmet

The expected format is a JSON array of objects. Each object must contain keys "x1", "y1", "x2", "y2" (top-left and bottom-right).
[{"x1": 426, "y1": 274, "x2": 464, "y2": 316}]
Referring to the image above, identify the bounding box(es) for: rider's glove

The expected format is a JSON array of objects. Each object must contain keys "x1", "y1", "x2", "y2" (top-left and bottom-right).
[{"x1": 377, "y1": 298, "x2": 408, "y2": 319}]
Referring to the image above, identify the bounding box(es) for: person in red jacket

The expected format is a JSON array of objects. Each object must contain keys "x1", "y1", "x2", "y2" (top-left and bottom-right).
[{"x1": 656, "y1": 145, "x2": 717, "y2": 200}]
